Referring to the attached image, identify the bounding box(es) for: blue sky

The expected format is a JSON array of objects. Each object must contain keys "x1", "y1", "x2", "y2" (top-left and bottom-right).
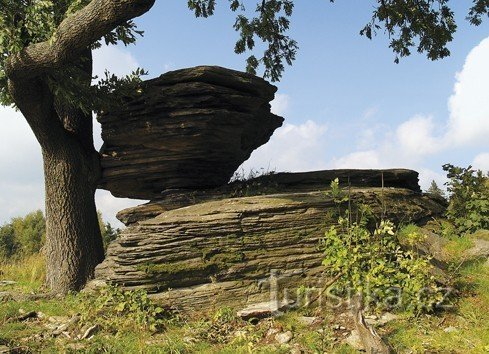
[{"x1": 0, "y1": 2, "x2": 488, "y2": 226}]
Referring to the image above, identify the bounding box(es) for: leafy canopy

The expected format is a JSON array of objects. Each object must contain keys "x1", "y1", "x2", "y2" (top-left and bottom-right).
[
  {"x1": 358, "y1": 0, "x2": 488, "y2": 63},
  {"x1": 0, "y1": 0, "x2": 145, "y2": 110},
  {"x1": 188, "y1": 0, "x2": 298, "y2": 81}
]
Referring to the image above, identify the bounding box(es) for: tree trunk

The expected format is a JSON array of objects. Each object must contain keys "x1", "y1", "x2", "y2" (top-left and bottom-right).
[
  {"x1": 8, "y1": 53, "x2": 105, "y2": 293},
  {"x1": 4, "y1": 0, "x2": 156, "y2": 294},
  {"x1": 43, "y1": 142, "x2": 104, "y2": 293}
]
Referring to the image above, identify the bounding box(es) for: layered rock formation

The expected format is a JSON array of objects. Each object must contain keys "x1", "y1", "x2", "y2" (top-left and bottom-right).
[
  {"x1": 93, "y1": 66, "x2": 446, "y2": 312},
  {"x1": 98, "y1": 66, "x2": 284, "y2": 199},
  {"x1": 117, "y1": 168, "x2": 421, "y2": 226},
  {"x1": 94, "y1": 170, "x2": 445, "y2": 311}
]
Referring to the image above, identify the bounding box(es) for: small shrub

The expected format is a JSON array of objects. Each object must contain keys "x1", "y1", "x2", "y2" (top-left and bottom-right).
[
  {"x1": 320, "y1": 179, "x2": 444, "y2": 314},
  {"x1": 397, "y1": 224, "x2": 426, "y2": 247},
  {"x1": 190, "y1": 307, "x2": 243, "y2": 344},
  {"x1": 230, "y1": 167, "x2": 276, "y2": 183}
]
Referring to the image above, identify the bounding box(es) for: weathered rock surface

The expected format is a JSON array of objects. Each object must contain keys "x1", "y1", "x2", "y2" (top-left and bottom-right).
[
  {"x1": 94, "y1": 181, "x2": 444, "y2": 311},
  {"x1": 117, "y1": 168, "x2": 421, "y2": 226},
  {"x1": 98, "y1": 66, "x2": 284, "y2": 199}
]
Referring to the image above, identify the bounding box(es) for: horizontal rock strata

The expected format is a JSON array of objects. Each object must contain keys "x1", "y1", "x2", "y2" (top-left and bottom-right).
[
  {"x1": 117, "y1": 168, "x2": 421, "y2": 226},
  {"x1": 98, "y1": 66, "x2": 284, "y2": 199},
  {"x1": 94, "y1": 185, "x2": 445, "y2": 312}
]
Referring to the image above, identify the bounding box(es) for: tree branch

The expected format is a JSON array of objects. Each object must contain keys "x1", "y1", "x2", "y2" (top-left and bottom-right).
[{"x1": 5, "y1": 0, "x2": 155, "y2": 80}]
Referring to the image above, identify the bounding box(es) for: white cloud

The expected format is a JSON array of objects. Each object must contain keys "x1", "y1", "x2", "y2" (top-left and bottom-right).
[
  {"x1": 95, "y1": 190, "x2": 147, "y2": 228},
  {"x1": 0, "y1": 106, "x2": 44, "y2": 223},
  {"x1": 356, "y1": 128, "x2": 376, "y2": 150},
  {"x1": 270, "y1": 93, "x2": 290, "y2": 116},
  {"x1": 332, "y1": 150, "x2": 382, "y2": 169},
  {"x1": 362, "y1": 106, "x2": 379, "y2": 120},
  {"x1": 92, "y1": 45, "x2": 139, "y2": 79},
  {"x1": 446, "y1": 37, "x2": 489, "y2": 146},
  {"x1": 330, "y1": 36, "x2": 489, "y2": 189},
  {"x1": 241, "y1": 120, "x2": 329, "y2": 173},
  {"x1": 396, "y1": 115, "x2": 443, "y2": 156},
  {"x1": 472, "y1": 152, "x2": 489, "y2": 172},
  {"x1": 163, "y1": 63, "x2": 175, "y2": 72},
  {"x1": 390, "y1": 36, "x2": 489, "y2": 156},
  {"x1": 417, "y1": 168, "x2": 447, "y2": 192},
  {"x1": 0, "y1": 107, "x2": 42, "y2": 174}
]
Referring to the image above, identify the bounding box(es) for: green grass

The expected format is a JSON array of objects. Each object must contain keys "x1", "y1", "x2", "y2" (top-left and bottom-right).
[
  {"x1": 444, "y1": 235, "x2": 475, "y2": 260},
  {"x1": 470, "y1": 229, "x2": 489, "y2": 241},
  {"x1": 384, "y1": 259, "x2": 489, "y2": 353},
  {"x1": 0, "y1": 253, "x2": 45, "y2": 292},
  {"x1": 0, "y1": 294, "x2": 79, "y2": 352},
  {"x1": 1, "y1": 235, "x2": 488, "y2": 353}
]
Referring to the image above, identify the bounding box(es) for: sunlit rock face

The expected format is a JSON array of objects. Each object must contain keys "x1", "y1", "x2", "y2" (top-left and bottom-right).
[
  {"x1": 98, "y1": 66, "x2": 284, "y2": 200},
  {"x1": 93, "y1": 169, "x2": 445, "y2": 312}
]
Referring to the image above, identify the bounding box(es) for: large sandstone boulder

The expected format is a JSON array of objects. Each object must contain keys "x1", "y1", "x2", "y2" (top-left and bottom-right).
[
  {"x1": 93, "y1": 170, "x2": 445, "y2": 312},
  {"x1": 98, "y1": 66, "x2": 284, "y2": 199}
]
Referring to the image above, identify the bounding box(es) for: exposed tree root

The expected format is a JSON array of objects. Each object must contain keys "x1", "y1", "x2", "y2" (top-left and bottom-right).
[{"x1": 350, "y1": 293, "x2": 392, "y2": 354}]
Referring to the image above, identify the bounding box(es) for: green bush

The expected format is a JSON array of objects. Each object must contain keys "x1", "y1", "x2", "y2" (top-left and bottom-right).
[
  {"x1": 0, "y1": 223, "x2": 17, "y2": 259},
  {"x1": 320, "y1": 179, "x2": 443, "y2": 314},
  {"x1": 443, "y1": 164, "x2": 489, "y2": 235},
  {"x1": 0, "y1": 210, "x2": 45, "y2": 259}
]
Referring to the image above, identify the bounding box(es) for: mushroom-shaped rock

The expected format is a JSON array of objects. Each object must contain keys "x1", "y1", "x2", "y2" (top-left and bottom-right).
[{"x1": 98, "y1": 66, "x2": 284, "y2": 199}]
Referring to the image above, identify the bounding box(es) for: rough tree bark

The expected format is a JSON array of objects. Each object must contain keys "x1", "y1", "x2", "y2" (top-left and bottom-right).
[
  {"x1": 42, "y1": 134, "x2": 104, "y2": 293},
  {"x1": 5, "y1": 0, "x2": 155, "y2": 293},
  {"x1": 8, "y1": 55, "x2": 104, "y2": 292}
]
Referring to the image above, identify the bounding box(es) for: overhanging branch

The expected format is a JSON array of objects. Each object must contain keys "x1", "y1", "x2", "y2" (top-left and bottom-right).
[{"x1": 5, "y1": 0, "x2": 155, "y2": 80}]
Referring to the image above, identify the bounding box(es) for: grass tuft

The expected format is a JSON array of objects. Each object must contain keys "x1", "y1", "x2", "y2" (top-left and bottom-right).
[{"x1": 0, "y1": 253, "x2": 45, "y2": 291}]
